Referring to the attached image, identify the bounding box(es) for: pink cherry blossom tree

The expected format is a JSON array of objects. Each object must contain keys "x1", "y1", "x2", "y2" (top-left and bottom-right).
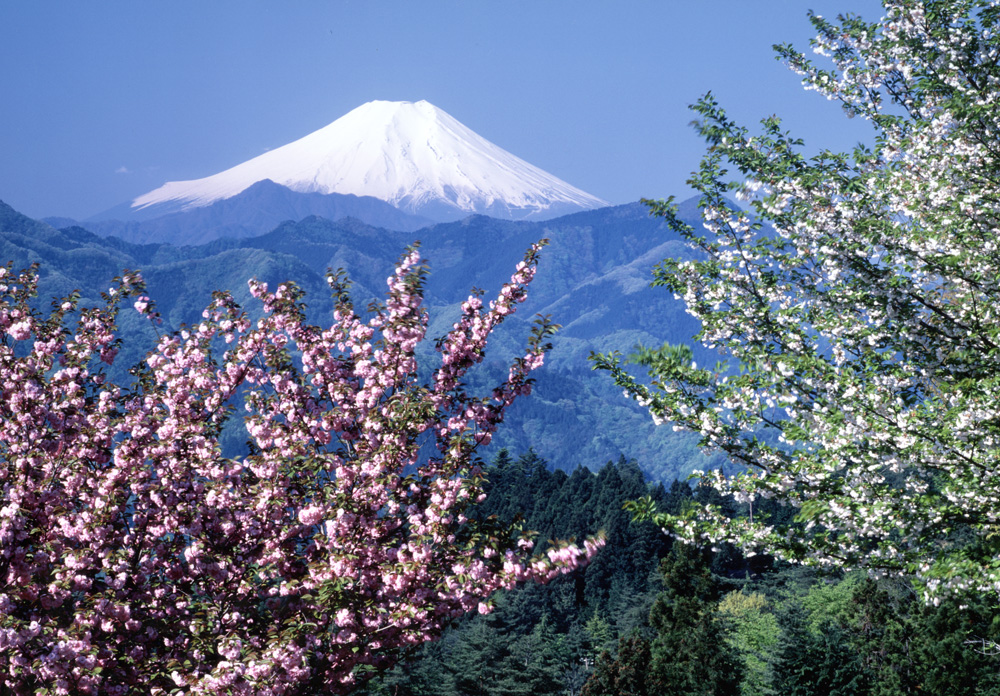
[{"x1": 0, "y1": 243, "x2": 603, "y2": 695}]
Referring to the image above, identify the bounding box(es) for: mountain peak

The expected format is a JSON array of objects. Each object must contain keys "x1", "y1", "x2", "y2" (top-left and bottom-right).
[{"x1": 130, "y1": 100, "x2": 609, "y2": 222}]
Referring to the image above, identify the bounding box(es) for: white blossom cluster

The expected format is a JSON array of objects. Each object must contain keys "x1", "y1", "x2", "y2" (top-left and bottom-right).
[{"x1": 596, "y1": 0, "x2": 1000, "y2": 600}]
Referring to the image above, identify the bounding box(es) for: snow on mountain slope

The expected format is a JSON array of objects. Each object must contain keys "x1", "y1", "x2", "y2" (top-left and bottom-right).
[{"x1": 131, "y1": 100, "x2": 609, "y2": 222}]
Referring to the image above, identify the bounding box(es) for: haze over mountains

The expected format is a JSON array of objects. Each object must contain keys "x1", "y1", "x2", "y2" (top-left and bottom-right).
[
  {"x1": 1, "y1": 193, "x2": 719, "y2": 482},
  {"x1": 73, "y1": 181, "x2": 434, "y2": 245}
]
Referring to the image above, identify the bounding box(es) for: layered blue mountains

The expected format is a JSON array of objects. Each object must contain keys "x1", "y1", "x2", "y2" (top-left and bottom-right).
[{"x1": 1, "y1": 190, "x2": 723, "y2": 483}]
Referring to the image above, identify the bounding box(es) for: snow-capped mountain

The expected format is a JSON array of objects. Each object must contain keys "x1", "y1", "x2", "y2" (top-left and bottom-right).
[{"x1": 128, "y1": 100, "x2": 609, "y2": 222}]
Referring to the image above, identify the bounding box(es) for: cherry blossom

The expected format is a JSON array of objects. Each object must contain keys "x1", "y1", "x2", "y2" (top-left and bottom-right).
[
  {"x1": 594, "y1": 0, "x2": 1000, "y2": 600},
  {"x1": 1, "y1": 244, "x2": 603, "y2": 694}
]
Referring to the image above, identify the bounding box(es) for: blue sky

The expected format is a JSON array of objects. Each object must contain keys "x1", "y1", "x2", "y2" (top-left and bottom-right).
[{"x1": 1, "y1": 1, "x2": 884, "y2": 220}]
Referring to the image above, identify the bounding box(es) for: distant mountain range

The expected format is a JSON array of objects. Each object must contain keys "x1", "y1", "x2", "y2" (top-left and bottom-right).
[
  {"x1": 1, "y1": 196, "x2": 721, "y2": 482},
  {"x1": 52, "y1": 180, "x2": 433, "y2": 245}
]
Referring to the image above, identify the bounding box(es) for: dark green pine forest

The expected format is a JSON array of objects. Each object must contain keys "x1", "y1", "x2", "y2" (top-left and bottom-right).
[{"x1": 352, "y1": 450, "x2": 1000, "y2": 696}]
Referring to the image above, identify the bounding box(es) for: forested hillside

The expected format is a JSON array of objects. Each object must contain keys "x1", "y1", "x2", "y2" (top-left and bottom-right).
[{"x1": 357, "y1": 451, "x2": 1000, "y2": 696}]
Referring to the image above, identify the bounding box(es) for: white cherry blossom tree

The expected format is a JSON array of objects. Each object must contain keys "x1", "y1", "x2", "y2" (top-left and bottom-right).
[{"x1": 593, "y1": 0, "x2": 1000, "y2": 599}]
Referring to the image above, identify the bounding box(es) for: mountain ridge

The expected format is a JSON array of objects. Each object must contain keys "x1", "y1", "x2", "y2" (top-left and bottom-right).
[{"x1": 81, "y1": 179, "x2": 432, "y2": 244}]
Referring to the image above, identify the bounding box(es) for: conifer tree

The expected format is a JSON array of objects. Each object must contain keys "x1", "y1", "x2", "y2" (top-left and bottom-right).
[
  {"x1": 647, "y1": 545, "x2": 743, "y2": 696},
  {"x1": 771, "y1": 604, "x2": 868, "y2": 696},
  {"x1": 581, "y1": 633, "x2": 659, "y2": 696}
]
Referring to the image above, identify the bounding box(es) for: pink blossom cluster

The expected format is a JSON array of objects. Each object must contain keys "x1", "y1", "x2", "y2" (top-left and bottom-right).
[{"x1": 0, "y1": 249, "x2": 604, "y2": 695}]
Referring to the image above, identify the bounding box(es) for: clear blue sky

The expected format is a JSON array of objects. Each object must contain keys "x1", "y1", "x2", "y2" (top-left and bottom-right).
[{"x1": 1, "y1": 1, "x2": 884, "y2": 220}]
